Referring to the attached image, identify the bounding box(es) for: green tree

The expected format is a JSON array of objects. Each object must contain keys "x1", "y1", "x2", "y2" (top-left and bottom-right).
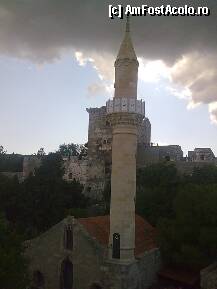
[
  {"x1": 0, "y1": 153, "x2": 88, "y2": 238},
  {"x1": 36, "y1": 147, "x2": 46, "y2": 157},
  {"x1": 58, "y1": 143, "x2": 88, "y2": 158},
  {"x1": 158, "y1": 183, "x2": 217, "y2": 268},
  {"x1": 0, "y1": 154, "x2": 23, "y2": 172},
  {"x1": 0, "y1": 145, "x2": 6, "y2": 155},
  {"x1": 0, "y1": 215, "x2": 29, "y2": 289},
  {"x1": 136, "y1": 163, "x2": 179, "y2": 225}
]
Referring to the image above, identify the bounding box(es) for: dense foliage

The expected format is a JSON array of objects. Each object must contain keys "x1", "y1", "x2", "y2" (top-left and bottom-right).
[
  {"x1": 0, "y1": 154, "x2": 23, "y2": 172},
  {"x1": 0, "y1": 216, "x2": 29, "y2": 289},
  {"x1": 136, "y1": 163, "x2": 217, "y2": 268},
  {"x1": 0, "y1": 152, "x2": 88, "y2": 238},
  {"x1": 58, "y1": 143, "x2": 88, "y2": 158},
  {"x1": 0, "y1": 149, "x2": 90, "y2": 288}
]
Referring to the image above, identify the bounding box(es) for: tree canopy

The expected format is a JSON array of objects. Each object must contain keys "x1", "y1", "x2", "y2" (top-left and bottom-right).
[
  {"x1": 0, "y1": 215, "x2": 29, "y2": 289},
  {"x1": 136, "y1": 163, "x2": 217, "y2": 268},
  {"x1": 58, "y1": 143, "x2": 87, "y2": 158},
  {"x1": 0, "y1": 154, "x2": 23, "y2": 172},
  {"x1": 0, "y1": 152, "x2": 88, "y2": 238}
]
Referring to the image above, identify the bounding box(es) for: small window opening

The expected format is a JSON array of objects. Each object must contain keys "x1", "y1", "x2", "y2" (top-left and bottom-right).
[
  {"x1": 68, "y1": 173, "x2": 73, "y2": 179},
  {"x1": 112, "y1": 233, "x2": 120, "y2": 259},
  {"x1": 64, "y1": 225, "x2": 73, "y2": 250}
]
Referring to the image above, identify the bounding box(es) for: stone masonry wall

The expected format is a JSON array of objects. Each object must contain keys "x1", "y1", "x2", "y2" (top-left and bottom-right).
[
  {"x1": 25, "y1": 217, "x2": 105, "y2": 289},
  {"x1": 86, "y1": 106, "x2": 151, "y2": 199},
  {"x1": 201, "y1": 263, "x2": 217, "y2": 289},
  {"x1": 101, "y1": 248, "x2": 161, "y2": 289},
  {"x1": 63, "y1": 156, "x2": 88, "y2": 185}
]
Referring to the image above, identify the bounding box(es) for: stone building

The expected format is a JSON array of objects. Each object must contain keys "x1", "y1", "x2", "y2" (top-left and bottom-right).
[
  {"x1": 188, "y1": 148, "x2": 216, "y2": 162},
  {"x1": 137, "y1": 144, "x2": 183, "y2": 167},
  {"x1": 25, "y1": 215, "x2": 160, "y2": 289}
]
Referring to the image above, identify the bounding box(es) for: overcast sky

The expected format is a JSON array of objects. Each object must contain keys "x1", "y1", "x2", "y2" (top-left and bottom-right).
[{"x1": 0, "y1": 1, "x2": 216, "y2": 155}]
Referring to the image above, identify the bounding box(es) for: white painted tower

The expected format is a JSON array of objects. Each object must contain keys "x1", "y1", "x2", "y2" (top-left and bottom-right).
[{"x1": 106, "y1": 16, "x2": 145, "y2": 262}]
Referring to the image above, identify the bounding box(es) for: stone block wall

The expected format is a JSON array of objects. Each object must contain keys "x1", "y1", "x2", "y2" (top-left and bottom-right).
[
  {"x1": 86, "y1": 106, "x2": 151, "y2": 199},
  {"x1": 63, "y1": 156, "x2": 88, "y2": 185},
  {"x1": 23, "y1": 156, "x2": 41, "y2": 178},
  {"x1": 201, "y1": 263, "x2": 217, "y2": 289},
  {"x1": 25, "y1": 217, "x2": 105, "y2": 289},
  {"x1": 101, "y1": 248, "x2": 161, "y2": 289}
]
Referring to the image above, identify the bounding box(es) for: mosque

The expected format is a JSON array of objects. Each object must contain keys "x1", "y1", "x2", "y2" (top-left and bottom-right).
[{"x1": 25, "y1": 17, "x2": 161, "y2": 289}]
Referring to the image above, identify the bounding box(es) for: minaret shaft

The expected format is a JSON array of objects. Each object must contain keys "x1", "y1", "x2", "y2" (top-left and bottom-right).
[
  {"x1": 114, "y1": 62, "x2": 138, "y2": 98},
  {"x1": 109, "y1": 119, "x2": 138, "y2": 260},
  {"x1": 106, "y1": 17, "x2": 145, "y2": 263}
]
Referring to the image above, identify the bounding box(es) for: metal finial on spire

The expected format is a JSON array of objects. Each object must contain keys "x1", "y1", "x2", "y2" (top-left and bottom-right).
[{"x1": 126, "y1": 14, "x2": 130, "y2": 33}]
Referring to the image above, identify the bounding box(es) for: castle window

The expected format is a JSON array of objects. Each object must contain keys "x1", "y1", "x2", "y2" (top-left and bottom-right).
[
  {"x1": 33, "y1": 270, "x2": 45, "y2": 288},
  {"x1": 68, "y1": 173, "x2": 73, "y2": 179},
  {"x1": 105, "y1": 167, "x2": 110, "y2": 174},
  {"x1": 64, "y1": 225, "x2": 73, "y2": 250},
  {"x1": 112, "y1": 233, "x2": 120, "y2": 259}
]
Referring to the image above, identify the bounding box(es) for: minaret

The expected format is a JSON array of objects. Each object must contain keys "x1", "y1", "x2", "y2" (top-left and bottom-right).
[{"x1": 106, "y1": 16, "x2": 145, "y2": 262}]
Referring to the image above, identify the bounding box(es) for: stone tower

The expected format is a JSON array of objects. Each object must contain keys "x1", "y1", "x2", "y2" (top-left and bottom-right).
[{"x1": 107, "y1": 16, "x2": 145, "y2": 263}]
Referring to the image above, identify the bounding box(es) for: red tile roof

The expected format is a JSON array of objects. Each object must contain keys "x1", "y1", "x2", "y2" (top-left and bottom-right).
[
  {"x1": 158, "y1": 267, "x2": 200, "y2": 286},
  {"x1": 78, "y1": 214, "x2": 157, "y2": 257}
]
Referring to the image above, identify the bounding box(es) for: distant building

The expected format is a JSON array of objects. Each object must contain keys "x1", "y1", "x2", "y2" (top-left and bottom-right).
[{"x1": 188, "y1": 148, "x2": 216, "y2": 162}]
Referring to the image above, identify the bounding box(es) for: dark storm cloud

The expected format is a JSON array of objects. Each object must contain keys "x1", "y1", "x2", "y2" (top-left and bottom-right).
[
  {"x1": 0, "y1": 0, "x2": 216, "y2": 62},
  {"x1": 0, "y1": 0, "x2": 217, "y2": 121}
]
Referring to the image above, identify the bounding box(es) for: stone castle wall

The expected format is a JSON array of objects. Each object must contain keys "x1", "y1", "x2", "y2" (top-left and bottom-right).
[
  {"x1": 63, "y1": 156, "x2": 88, "y2": 185},
  {"x1": 85, "y1": 106, "x2": 151, "y2": 199},
  {"x1": 23, "y1": 156, "x2": 42, "y2": 178}
]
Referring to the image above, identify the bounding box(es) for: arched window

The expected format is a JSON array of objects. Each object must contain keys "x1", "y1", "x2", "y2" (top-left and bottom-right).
[
  {"x1": 112, "y1": 233, "x2": 120, "y2": 259},
  {"x1": 64, "y1": 225, "x2": 73, "y2": 250},
  {"x1": 60, "y1": 259, "x2": 73, "y2": 289},
  {"x1": 33, "y1": 270, "x2": 45, "y2": 288}
]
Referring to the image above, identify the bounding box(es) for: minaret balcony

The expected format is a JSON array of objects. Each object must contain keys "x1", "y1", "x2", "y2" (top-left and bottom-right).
[{"x1": 106, "y1": 98, "x2": 145, "y2": 116}]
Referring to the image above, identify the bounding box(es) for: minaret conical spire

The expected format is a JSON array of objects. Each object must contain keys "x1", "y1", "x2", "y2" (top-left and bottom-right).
[{"x1": 116, "y1": 15, "x2": 138, "y2": 61}]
